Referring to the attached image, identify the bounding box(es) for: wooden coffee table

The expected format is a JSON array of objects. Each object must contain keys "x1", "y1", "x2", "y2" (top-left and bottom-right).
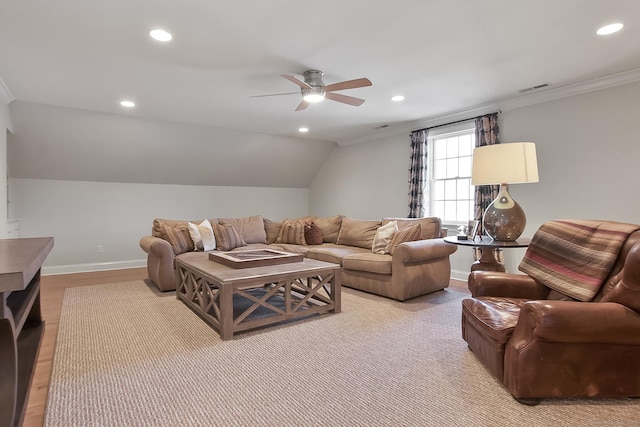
[{"x1": 175, "y1": 252, "x2": 341, "y2": 339}]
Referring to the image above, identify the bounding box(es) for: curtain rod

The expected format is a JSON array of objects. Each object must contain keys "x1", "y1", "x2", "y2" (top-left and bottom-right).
[{"x1": 414, "y1": 111, "x2": 501, "y2": 133}]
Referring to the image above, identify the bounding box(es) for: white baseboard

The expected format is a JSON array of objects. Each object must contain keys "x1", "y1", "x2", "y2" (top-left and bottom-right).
[
  {"x1": 42, "y1": 260, "x2": 471, "y2": 284},
  {"x1": 450, "y1": 269, "x2": 469, "y2": 282},
  {"x1": 42, "y1": 259, "x2": 147, "y2": 276}
]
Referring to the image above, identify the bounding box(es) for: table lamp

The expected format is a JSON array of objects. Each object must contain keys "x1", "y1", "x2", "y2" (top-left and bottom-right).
[{"x1": 471, "y1": 142, "x2": 539, "y2": 241}]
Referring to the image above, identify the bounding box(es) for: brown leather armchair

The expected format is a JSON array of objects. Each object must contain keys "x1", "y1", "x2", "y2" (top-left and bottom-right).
[{"x1": 461, "y1": 226, "x2": 640, "y2": 405}]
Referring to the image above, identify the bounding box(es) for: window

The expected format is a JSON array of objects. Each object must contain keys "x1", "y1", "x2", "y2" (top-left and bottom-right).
[{"x1": 427, "y1": 125, "x2": 475, "y2": 224}]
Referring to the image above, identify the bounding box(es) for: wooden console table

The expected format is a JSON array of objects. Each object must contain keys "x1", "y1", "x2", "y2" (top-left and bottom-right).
[{"x1": 0, "y1": 237, "x2": 54, "y2": 427}]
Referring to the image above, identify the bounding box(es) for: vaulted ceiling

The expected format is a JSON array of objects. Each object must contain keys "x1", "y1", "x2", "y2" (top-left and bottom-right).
[{"x1": 2, "y1": 0, "x2": 640, "y2": 146}]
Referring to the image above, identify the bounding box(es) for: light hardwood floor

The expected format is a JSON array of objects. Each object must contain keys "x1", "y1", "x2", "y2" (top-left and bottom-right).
[{"x1": 23, "y1": 267, "x2": 148, "y2": 427}]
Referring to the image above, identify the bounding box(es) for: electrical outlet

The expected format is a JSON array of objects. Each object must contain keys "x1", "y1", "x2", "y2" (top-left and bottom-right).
[{"x1": 97, "y1": 245, "x2": 104, "y2": 253}]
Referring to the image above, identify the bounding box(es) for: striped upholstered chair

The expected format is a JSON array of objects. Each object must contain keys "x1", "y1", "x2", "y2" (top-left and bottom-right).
[{"x1": 461, "y1": 220, "x2": 640, "y2": 405}]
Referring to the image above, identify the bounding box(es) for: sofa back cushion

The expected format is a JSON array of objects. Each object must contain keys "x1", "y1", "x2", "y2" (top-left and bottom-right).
[
  {"x1": 383, "y1": 217, "x2": 442, "y2": 240},
  {"x1": 217, "y1": 215, "x2": 267, "y2": 244},
  {"x1": 314, "y1": 215, "x2": 344, "y2": 243},
  {"x1": 336, "y1": 218, "x2": 382, "y2": 249}
]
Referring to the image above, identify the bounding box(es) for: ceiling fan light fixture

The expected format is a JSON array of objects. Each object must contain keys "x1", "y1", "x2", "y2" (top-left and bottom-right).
[
  {"x1": 303, "y1": 93, "x2": 325, "y2": 103},
  {"x1": 302, "y1": 85, "x2": 325, "y2": 103}
]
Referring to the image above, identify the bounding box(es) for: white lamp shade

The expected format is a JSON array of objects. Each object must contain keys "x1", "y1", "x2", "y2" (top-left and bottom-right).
[{"x1": 471, "y1": 142, "x2": 539, "y2": 185}]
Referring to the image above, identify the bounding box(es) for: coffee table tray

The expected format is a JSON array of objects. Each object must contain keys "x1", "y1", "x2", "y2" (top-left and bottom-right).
[{"x1": 209, "y1": 249, "x2": 303, "y2": 269}]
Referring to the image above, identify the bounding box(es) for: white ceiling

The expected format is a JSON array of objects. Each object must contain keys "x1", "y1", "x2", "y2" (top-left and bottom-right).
[{"x1": 2, "y1": 0, "x2": 640, "y2": 145}]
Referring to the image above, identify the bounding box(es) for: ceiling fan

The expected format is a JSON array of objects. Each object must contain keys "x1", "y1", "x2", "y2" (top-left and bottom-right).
[{"x1": 254, "y1": 70, "x2": 372, "y2": 111}]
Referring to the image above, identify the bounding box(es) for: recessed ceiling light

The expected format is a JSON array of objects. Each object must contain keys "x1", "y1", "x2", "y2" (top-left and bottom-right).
[
  {"x1": 149, "y1": 28, "x2": 172, "y2": 41},
  {"x1": 120, "y1": 100, "x2": 135, "y2": 108},
  {"x1": 391, "y1": 95, "x2": 405, "y2": 102},
  {"x1": 298, "y1": 127, "x2": 309, "y2": 133},
  {"x1": 596, "y1": 23, "x2": 623, "y2": 35}
]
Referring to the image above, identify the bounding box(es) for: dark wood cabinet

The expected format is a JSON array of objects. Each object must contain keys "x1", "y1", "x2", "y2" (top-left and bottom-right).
[{"x1": 1, "y1": 237, "x2": 53, "y2": 427}]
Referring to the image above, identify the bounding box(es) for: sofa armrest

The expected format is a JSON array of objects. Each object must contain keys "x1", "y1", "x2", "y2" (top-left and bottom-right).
[
  {"x1": 140, "y1": 236, "x2": 174, "y2": 259},
  {"x1": 392, "y1": 238, "x2": 457, "y2": 263},
  {"x1": 514, "y1": 300, "x2": 640, "y2": 345},
  {"x1": 468, "y1": 271, "x2": 550, "y2": 299},
  {"x1": 139, "y1": 236, "x2": 177, "y2": 292}
]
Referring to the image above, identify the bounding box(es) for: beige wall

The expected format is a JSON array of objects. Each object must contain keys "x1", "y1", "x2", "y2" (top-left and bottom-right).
[
  {"x1": 309, "y1": 81, "x2": 640, "y2": 279},
  {"x1": 9, "y1": 178, "x2": 309, "y2": 273},
  {"x1": 0, "y1": 98, "x2": 11, "y2": 236}
]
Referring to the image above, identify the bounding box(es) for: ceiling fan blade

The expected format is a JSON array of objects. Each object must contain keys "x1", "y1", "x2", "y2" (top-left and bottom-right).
[
  {"x1": 295, "y1": 100, "x2": 310, "y2": 111},
  {"x1": 250, "y1": 92, "x2": 299, "y2": 98},
  {"x1": 324, "y1": 78, "x2": 372, "y2": 92},
  {"x1": 282, "y1": 74, "x2": 312, "y2": 89},
  {"x1": 325, "y1": 92, "x2": 365, "y2": 107}
]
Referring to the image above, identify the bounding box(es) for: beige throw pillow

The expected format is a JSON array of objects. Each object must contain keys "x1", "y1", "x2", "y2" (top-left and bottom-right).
[
  {"x1": 389, "y1": 223, "x2": 422, "y2": 255},
  {"x1": 188, "y1": 219, "x2": 216, "y2": 251},
  {"x1": 263, "y1": 218, "x2": 282, "y2": 244},
  {"x1": 372, "y1": 221, "x2": 398, "y2": 254}
]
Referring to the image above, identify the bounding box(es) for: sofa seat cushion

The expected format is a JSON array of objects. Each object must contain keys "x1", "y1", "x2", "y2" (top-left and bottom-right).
[
  {"x1": 229, "y1": 243, "x2": 274, "y2": 252},
  {"x1": 462, "y1": 297, "x2": 528, "y2": 344},
  {"x1": 268, "y1": 243, "x2": 310, "y2": 255},
  {"x1": 342, "y1": 252, "x2": 392, "y2": 275},
  {"x1": 306, "y1": 244, "x2": 369, "y2": 265}
]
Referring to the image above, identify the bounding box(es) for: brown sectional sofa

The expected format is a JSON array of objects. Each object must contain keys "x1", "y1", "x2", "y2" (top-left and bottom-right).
[{"x1": 139, "y1": 214, "x2": 457, "y2": 301}]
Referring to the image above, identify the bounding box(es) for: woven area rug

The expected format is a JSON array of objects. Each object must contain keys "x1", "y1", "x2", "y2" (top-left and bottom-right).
[{"x1": 45, "y1": 280, "x2": 639, "y2": 426}]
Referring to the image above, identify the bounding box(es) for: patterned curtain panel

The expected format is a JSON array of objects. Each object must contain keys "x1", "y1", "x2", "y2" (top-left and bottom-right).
[
  {"x1": 474, "y1": 113, "x2": 502, "y2": 261},
  {"x1": 407, "y1": 129, "x2": 428, "y2": 218},
  {"x1": 474, "y1": 114, "x2": 500, "y2": 225}
]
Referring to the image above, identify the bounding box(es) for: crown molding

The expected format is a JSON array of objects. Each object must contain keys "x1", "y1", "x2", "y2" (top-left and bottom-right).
[
  {"x1": 338, "y1": 67, "x2": 640, "y2": 146},
  {"x1": 0, "y1": 77, "x2": 15, "y2": 105}
]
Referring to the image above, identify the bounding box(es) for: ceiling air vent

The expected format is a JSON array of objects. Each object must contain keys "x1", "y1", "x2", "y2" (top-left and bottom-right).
[{"x1": 518, "y1": 83, "x2": 550, "y2": 94}]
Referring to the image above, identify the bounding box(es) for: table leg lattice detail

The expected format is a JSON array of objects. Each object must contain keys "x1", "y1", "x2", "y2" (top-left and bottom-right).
[{"x1": 177, "y1": 265, "x2": 340, "y2": 339}]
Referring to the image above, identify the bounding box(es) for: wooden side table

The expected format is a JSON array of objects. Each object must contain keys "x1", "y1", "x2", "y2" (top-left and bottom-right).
[
  {"x1": 444, "y1": 235, "x2": 530, "y2": 272},
  {"x1": 0, "y1": 237, "x2": 54, "y2": 427}
]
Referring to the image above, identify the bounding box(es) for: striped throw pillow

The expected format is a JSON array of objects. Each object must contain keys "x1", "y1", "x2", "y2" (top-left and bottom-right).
[
  {"x1": 160, "y1": 224, "x2": 194, "y2": 255},
  {"x1": 212, "y1": 223, "x2": 247, "y2": 251},
  {"x1": 280, "y1": 221, "x2": 306, "y2": 245},
  {"x1": 389, "y1": 223, "x2": 422, "y2": 255}
]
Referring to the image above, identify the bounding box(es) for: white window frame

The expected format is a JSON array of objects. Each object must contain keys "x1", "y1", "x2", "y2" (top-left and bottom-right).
[{"x1": 425, "y1": 121, "x2": 476, "y2": 226}]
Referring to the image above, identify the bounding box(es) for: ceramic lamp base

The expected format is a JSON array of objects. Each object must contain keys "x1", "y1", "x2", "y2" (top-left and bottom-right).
[{"x1": 482, "y1": 184, "x2": 526, "y2": 241}]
